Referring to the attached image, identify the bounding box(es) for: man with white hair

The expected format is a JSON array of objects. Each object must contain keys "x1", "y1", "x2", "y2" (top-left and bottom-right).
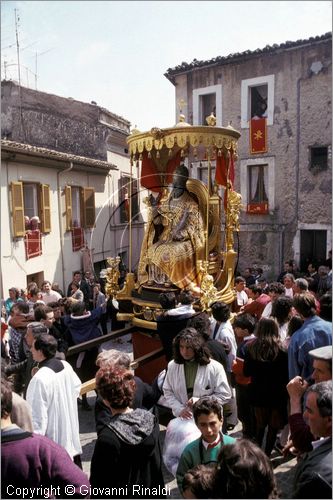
[
  {"x1": 292, "y1": 380, "x2": 332, "y2": 498},
  {"x1": 287, "y1": 345, "x2": 332, "y2": 454},
  {"x1": 293, "y1": 278, "x2": 320, "y2": 313},
  {"x1": 317, "y1": 266, "x2": 331, "y2": 297},
  {"x1": 293, "y1": 278, "x2": 309, "y2": 294}
]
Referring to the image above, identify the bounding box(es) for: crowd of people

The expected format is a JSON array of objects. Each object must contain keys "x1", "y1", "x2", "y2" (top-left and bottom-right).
[{"x1": 1, "y1": 261, "x2": 332, "y2": 499}]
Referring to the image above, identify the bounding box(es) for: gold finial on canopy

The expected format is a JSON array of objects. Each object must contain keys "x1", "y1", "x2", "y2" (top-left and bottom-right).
[
  {"x1": 178, "y1": 98, "x2": 187, "y2": 114},
  {"x1": 176, "y1": 98, "x2": 191, "y2": 127},
  {"x1": 130, "y1": 125, "x2": 141, "y2": 135}
]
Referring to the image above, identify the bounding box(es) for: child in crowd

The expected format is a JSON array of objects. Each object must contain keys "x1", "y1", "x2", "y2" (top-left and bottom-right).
[
  {"x1": 176, "y1": 396, "x2": 235, "y2": 495},
  {"x1": 182, "y1": 464, "x2": 215, "y2": 499}
]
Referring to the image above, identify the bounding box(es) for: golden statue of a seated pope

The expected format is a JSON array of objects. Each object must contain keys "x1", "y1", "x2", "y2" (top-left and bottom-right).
[{"x1": 138, "y1": 165, "x2": 205, "y2": 289}]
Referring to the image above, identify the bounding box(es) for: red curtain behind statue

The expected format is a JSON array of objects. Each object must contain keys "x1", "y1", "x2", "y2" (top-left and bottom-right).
[
  {"x1": 215, "y1": 151, "x2": 235, "y2": 209},
  {"x1": 140, "y1": 150, "x2": 182, "y2": 192}
]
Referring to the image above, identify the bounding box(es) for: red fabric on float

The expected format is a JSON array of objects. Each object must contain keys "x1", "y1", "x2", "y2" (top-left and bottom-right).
[
  {"x1": 140, "y1": 152, "x2": 163, "y2": 192},
  {"x1": 215, "y1": 152, "x2": 235, "y2": 187},
  {"x1": 215, "y1": 151, "x2": 235, "y2": 209},
  {"x1": 165, "y1": 150, "x2": 182, "y2": 185},
  {"x1": 140, "y1": 150, "x2": 182, "y2": 192}
]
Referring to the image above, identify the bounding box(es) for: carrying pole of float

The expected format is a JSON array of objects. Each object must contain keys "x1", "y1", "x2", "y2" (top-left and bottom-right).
[
  {"x1": 206, "y1": 149, "x2": 211, "y2": 262},
  {"x1": 129, "y1": 158, "x2": 133, "y2": 273}
]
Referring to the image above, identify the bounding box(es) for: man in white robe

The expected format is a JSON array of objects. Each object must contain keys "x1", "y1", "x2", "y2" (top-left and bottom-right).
[{"x1": 26, "y1": 333, "x2": 82, "y2": 460}]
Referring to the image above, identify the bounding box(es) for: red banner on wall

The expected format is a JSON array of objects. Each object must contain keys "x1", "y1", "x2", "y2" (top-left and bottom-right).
[
  {"x1": 72, "y1": 227, "x2": 85, "y2": 252},
  {"x1": 24, "y1": 230, "x2": 42, "y2": 259},
  {"x1": 250, "y1": 118, "x2": 267, "y2": 154}
]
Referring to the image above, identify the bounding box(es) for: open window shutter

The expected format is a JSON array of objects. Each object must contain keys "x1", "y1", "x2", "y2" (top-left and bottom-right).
[
  {"x1": 11, "y1": 182, "x2": 25, "y2": 237},
  {"x1": 64, "y1": 186, "x2": 72, "y2": 231},
  {"x1": 40, "y1": 184, "x2": 51, "y2": 233},
  {"x1": 82, "y1": 187, "x2": 95, "y2": 228}
]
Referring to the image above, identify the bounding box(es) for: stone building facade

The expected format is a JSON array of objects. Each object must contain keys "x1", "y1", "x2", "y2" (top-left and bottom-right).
[
  {"x1": 165, "y1": 33, "x2": 332, "y2": 278},
  {"x1": 1, "y1": 81, "x2": 145, "y2": 294}
]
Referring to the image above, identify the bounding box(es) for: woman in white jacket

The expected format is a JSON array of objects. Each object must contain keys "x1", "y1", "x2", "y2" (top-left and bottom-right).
[{"x1": 163, "y1": 327, "x2": 231, "y2": 418}]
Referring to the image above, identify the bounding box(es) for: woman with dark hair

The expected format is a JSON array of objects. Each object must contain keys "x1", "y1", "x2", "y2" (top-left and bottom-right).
[
  {"x1": 5, "y1": 287, "x2": 24, "y2": 316},
  {"x1": 210, "y1": 438, "x2": 279, "y2": 498},
  {"x1": 210, "y1": 302, "x2": 237, "y2": 371},
  {"x1": 187, "y1": 312, "x2": 229, "y2": 374},
  {"x1": 157, "y1": 292, "x2": 192, "y2": 362},
  {"x1": 243, "y1": 318, "x2": 289, "y2": 456},
  {"x1": 182, "y1": 464, "x2": 215, "y2": 499},
  {"x1": 163, "y1": 328, "x2": 231, "y2": 419},
  {"x1": 319, "y1": 292, "x2": 332, "y2": 322},
  {"x1": 271, "y1": 295, "x2": 293, "y2": 341},
  {"x1": 282, "y1": 314, "x2": 304, "y2": 349},
  {"x1": 90, "y1": 366, "x2": 165, "y2": 498}
]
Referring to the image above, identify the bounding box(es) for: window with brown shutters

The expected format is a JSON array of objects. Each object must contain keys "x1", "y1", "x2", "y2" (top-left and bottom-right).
[
  {"x1": 40, "y1": 184, "x2": 51, "y2": 233},
  {"x1": 82, "y1": 187, "x2": 95, "y2": 228},
  {"x1": 64, "y1": 185, "x2": 96, "y2": 229},
  {"x1": 11, "y1": 181, "x2": 52, "y2": 236},
  {"x1": 64, "y1": 186, "x2": 72, "y2": 231},
  {"x1": 11, "y1": 182, "x2": 25, "y2": 237}
]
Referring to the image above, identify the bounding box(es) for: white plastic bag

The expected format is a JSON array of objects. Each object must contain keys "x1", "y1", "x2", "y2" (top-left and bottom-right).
[{"x1": 163, "y1": 416, "x2": 201, "y2": 476}]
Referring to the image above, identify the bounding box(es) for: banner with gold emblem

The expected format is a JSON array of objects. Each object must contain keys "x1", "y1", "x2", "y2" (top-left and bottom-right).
[{"x1": 250, "y1": 118, "x2": 267, "y2": 154}]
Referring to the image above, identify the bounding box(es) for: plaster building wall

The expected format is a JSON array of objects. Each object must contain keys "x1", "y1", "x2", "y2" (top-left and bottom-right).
[
  {"x1": 166, "y1": 34, "x2": 332, "y2": 278},
  {"x1": 1, "y1": 82, "x2": 145, "y2": 294},
  {"x1": 1, "y1": 160, "x2": 62, "y2": 291}
]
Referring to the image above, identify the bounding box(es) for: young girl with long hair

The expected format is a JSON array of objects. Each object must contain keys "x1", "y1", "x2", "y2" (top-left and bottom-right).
[{"x1": 243, "y1": 317, "x2": 289, "y2": 456}]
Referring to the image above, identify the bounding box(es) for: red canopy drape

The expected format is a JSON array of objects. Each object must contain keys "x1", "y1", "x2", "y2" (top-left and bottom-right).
[
  {"x1": 215, "y1": 151, "x2": 235, "y2": 209},
  {"x1": 140, "y1": 150, "x2": 182, "y2": 192},
  {"x1": 215, "y1": 151, "x2": 235, "y2": 187}
]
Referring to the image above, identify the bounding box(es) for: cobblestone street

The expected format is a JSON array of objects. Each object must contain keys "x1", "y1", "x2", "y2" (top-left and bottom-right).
[{"x1": 79, "y1": 336, "x2": 297, "y2": 499}]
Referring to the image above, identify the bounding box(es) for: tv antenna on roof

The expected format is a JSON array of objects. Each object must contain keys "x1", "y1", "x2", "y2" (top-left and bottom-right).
[
  {"x1": 14, "y1": 8, "x2": 21, "y2": 87},
  {"x1": 34, "y1": 48, "x2": 54, "y2": 90}
]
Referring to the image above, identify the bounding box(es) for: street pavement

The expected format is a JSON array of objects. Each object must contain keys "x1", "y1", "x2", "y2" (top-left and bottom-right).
[{"x1": 79, "y1": 336, "x2": 298, "y2": 499}]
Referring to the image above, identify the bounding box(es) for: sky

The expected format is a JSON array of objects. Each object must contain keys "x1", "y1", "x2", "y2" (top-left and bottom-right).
[{"x1": 1, "y1": 1, "x2": 332, "y2": 131}]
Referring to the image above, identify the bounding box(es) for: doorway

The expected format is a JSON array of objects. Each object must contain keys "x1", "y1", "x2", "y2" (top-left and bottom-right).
[{"x1": 300, "y1": 230, "x2": 327, "y2": 271}]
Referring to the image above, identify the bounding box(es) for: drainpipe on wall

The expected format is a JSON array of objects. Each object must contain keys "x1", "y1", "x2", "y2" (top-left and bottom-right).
[
  {"x1": 295, "y1": 76, "x2": 304, "y2": 231},
  {"x1": 57, "y1": 162, "x2": 73, "y2": 290}
]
